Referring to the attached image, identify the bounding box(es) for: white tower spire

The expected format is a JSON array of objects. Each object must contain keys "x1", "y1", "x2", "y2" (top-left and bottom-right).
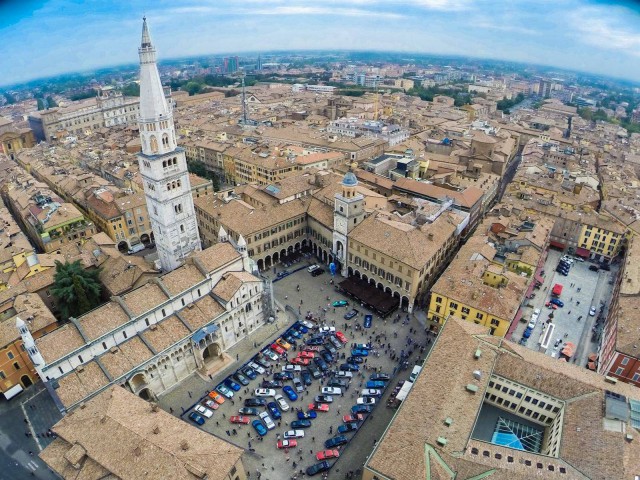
[
  {"x1": 137, "y1": 18, "x2": 201, "y2": 272},
  {"x1": 16, "y1": 317, "x2": 45, "y2": 379}
]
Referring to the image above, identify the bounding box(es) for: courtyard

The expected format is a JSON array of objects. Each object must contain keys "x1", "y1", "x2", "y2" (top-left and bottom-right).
[{"x1": 157, "y1": 263, "x2": 431, "y2": 480}]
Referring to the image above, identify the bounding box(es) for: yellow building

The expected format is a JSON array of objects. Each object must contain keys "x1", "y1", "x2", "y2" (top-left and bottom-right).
[
  {"x1": 0, "y1": 117, "x2": 36, "y2": 161},
  {"x1": 428, "y1": 234, "x2": 529, "y2": 336},
  {"x1": 577, "y1": 219, "x2": 626, "y2": 262}
]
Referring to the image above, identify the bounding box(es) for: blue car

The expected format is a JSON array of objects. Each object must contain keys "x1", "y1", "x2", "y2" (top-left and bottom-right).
[
  {"x1": 321, "y1": 350, "x2": 334, "y2": 363},
  {"x1": 283, "y1": 385, "x2": 298, "y2": 401},
  {"x1": 324, "y1": 435, "x2": 348, "y2": 448},
  {"x1": 550, "y1": 298, "x2": 564, "y2": 308},
  {"x1": 522, "y1": 327, "x2": 533, "y2": 339},
  {"x1": 366, "y1": 380, "x2": 386, "y2": 389},
  {"x1": 314, "y1": 356, "x2": 328, "y2": 371},
  {"x1": 351, "y1": 349, "x2": 369, "y2": 357},
  {"x1": 287, "y1": 329, "x2": 302, "y2": 339},
  {"x1": 297, "y1": 410, "x2": 318, "y2": 420},
  {"x1": 306, "y1": 337, "x2": 324, "y2": 346},
  {"x1": 252, "y1": 419, "x2": 268, "y2": 436},
  {"x1": 224, "y1": 378, "x2": 241, "y2": 391},
  {"x1": 351, "y1": 405, "x2": 372, "y2": 415},
  {"x1": 338, "y1": 422, "x2": 358, "y2": 434},
  {"x1": 293, "y1": 322, "x2": 309, "y2": 334},
  {"x1": 242, "y1": 367, "x2": 257, "y2": 380},
  {"x1": 364, "y1": 315, "x2": 372, "y2": 328},
  {"x1": 188, "y1": 412, "x2": 205, "y2": 425},
  {"x1": 267, "y1": 402, "x2": 282, "y2": 420},
  {"x1": 291, "y1": 419, "x2": 312, "y2": 429},
  {"x1": 340, "y1": 363, "x2": 360, "y2": 372}
]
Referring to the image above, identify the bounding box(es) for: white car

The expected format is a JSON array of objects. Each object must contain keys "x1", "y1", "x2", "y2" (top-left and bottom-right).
[
  {"x1": 248, "y1": 361, "x2": 266, "y2": 375},
  {"x1": 301, "y1": 320, "x2": 314, "y2": 329},
  {"x1": 262, "y1": 349, "x2": 279, "y2": 361},
  {"x1": 194, "y1": 405, "x2": 214, "y2": 418},
  {"x1": 274, "y1": 394, "x2": 290, "y2": 412},
  {"x1": 283, "y1": 430, "x2": 305, "y2": 439},
  {"x1": 254, "y1": 388, "x2": 276, "y2": 397},
  {"x1": 307, "y1": 264, "x2": 320, "y2": 273},
  {"x1": 589, "y1": 306, "x2": 597, "y2": 316},
  {"x1": 282, "y1": 364, "x2": 302, "y2": 372},
  {"x1": 356, "y1": 397, "x2": 376, "y2": 405},
  {"x1": 561, "y1": 256, "x2": 574, "y2": 265},
  {"x1": 361, "y1": 389, "x2": 382, "y2": 397},
  {"x1": 335, "y1": 371, "x2": 353, "y2": 379},
  {"x1": 259, "y1": 411, "x2": 276, "y2": 430},
  {"x1": 320, "y1": 326, "x2": 336, "y2": 333},
  {"x1": 322, "y1": 387, "x2": 342, "y2": 395}
]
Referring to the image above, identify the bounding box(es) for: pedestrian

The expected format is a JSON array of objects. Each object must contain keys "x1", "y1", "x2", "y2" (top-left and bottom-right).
[
  {"x1": 233, "y1": 428, "x2": 237, "y2": 435},
  {"x1": 226, "y1": 430, "x2": 231, "y2": 436},
  {"x1": 188, "y1": 391, "x2": 192, "y2": 398},
  {"x1": 216, "y1": 421, "x2": 220, "y2": 426},
  {"x1": 169, "y1": 407, "x2": 174, "y2": 414},
  {"x1": 223, "y1": 413, "x2": 226, "y2": 418}
]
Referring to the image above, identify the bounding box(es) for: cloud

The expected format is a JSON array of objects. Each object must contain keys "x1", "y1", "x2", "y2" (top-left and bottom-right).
[
  {"x1": 570, "y1": 6, "x2": 640, "y2": 56},
  {"x1": 248, "y1": 6, "x2": 406, "y2": 19}
]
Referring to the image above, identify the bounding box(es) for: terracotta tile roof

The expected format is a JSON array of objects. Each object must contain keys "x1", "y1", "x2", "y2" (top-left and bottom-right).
[
  {"x1": 40, "y1": 438, "x2": 112, "y2": 480},
  {"x1": 140, "y1": 315, "x2": 190, "y2": 352},
  {"x1": 122, "y1": 282, "x2": 169, "y2": 317},
  {"x1": 41, "y1": 386, "x2": 244, "y2": 480},
  {"x1": 180, "y1": 295, "x2": 225, "y2": 331},
  {"x1": 394, "y1": 177, "x2": 484, "y2": 209},
  {"x1": 193, "y1": 243, "x2": 241, "y2": 274},
  {"x1": 37, "y1": 323, "x2": 86, "y2": 364},
  {"x1": 78, "y1": 301, "x2": 131, "y2": 342},
  {"x1": 98, "y1": 337, "x2": 154, "y2": 379},
  {"x1": 160, "y1": 264, "x2": 206, "y2": 297},
  {"x1": 55, "y1": 361, "x2": 110, "y2": 408}
]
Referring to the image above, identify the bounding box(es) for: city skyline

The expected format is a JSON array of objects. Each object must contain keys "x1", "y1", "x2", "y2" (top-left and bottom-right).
[{"x1": 2, "y1": 0, "x2": 640, "y2": 87}]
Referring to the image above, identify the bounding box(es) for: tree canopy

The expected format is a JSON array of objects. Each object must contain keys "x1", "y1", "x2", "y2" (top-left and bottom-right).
[{"x1": 51, "y1": 260, "x2": 103, "y2": 320}]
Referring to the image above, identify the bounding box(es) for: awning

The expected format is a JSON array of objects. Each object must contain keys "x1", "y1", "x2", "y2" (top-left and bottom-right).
[
  {"x1": 575, "y1": 247, "x2": 590, "y2": 258},
  {"x1": 3, "y1": 384, "x2": 23, "y2": 400},
  {"x1": 549, "y1": 240, "x2": 566, "y2": 249},
  {"x1": 191, "y1": 324, "x2": 220, "y2": 343}
]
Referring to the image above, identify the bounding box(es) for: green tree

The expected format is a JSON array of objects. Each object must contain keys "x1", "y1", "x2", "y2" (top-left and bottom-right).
[
  {"x1": 121, "y1": 82, "x2": 140, "y2": 97},
  {"x1": 70, "y1": 89, "x2": 97, "y2": 101},
  {"x1": 187, "y1": 160, "x2": 220, "y2": 190},
  {"x1": 51, "y1": 260, "x2": 103, "y2": 320},
  {"x1": 37, "y1": 98, "x2": 45, "y2": 111},
  {"x1": 46, "y1": 96, "x2": 58, "y2": 108},
  {"x1": 184, "y1": 81, "x2": 203, "y2": 96}
]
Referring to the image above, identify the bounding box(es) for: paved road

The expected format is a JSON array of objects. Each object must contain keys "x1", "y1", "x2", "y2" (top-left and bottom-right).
[{"x1": 0, "y1": 383, "x2": 62, "y2": 480}]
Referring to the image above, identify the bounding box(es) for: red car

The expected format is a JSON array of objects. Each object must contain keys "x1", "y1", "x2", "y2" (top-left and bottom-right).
[
  {"x1": 291, "y1": 357, "x2": 310, "y2": 366},
  {"x1": 298, "y1": 351, "x2": 315, "y2": 359},
  {"x1": 335, "y1": 331, "x2": 348, "y2": 344},
  {"x1": 271, "y1": 343, "x2": 285, "y2": 355},
  {"x1": 309, "y1": 403, "x2": 330, "y2": 412},
  {"x1": 342, "y1": 413, "x2": 364, "y2": 423},
  {"x1": 545, "y1": 301, "x2": 558, "y2": 310},
  {"x1": 230, "y1": 415, "x2": 250, "y2": 424},
  {"x1": 316, "y1": 449, "x2": 340, "y2": 460},
  {"x1": 303, "y1": 346, "x2": 321, "y2": 352},
  {"x1": 277, "y1": 439, "x2": 298, "y2": 449}
]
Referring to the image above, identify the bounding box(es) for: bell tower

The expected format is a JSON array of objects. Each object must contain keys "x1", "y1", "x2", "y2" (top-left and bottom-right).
[
  {"x1": 333, "y1": 171, "x2": 364, "y2": 276},
  {"x1": 137, "y1": 18, "x2": 201, "y2": 272}
]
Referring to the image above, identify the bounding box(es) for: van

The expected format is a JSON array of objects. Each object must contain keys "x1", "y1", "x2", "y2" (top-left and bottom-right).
[
  {"x1": 409, "y1": 366, "x2": 422, "y2": 383},
  {"x1": 127, "y1": 243, "x2": 145, "y2": 255}
]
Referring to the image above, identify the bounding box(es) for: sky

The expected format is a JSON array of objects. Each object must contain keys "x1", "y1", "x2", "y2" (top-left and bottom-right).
[{"x1": 2, "y1": 0, "x2": 640, "y2": 87}]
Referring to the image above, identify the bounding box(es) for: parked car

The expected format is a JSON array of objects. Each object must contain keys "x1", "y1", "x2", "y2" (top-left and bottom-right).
[
  {"x1": 188, "y1": 412, "x2": 205, "y2": 425},
  {"x1": 324, "y1": 435, "x2": 348, "y2": 448},
  {"x1": 274, "y1": 394, "x2": 290, "y2": 411},
  {"x1": 306, "y1": 337, "x2": 325, "y2": 346},
  {"x1": 267, "y1": 402, "x2": 282, "y2": 420},
  {"x1": 233, "y1": 372, "x2": 250, "y2": 386},
  {"x1": 291, "y1": 356, "x2": 310, "y2": 366},
  {"x1": 340, "y1": 363, "x2": 360, "y2": 372},
  {"x1": 328, "y1": 335, "x2": 343, "y2": 350},
  {"x1": 324, "y1": 343, "x2": 337, "y2": 355},
  {"x1": 589, "y1": 265, "x2": 600, "y2": 272},
  {"x1": 522, "y1": 327, "x2": 533, "y2": 339},
  {"x1": 224, "y1": 378, "x2": 241, "y2": 391},
  {"x1": 309, "y1": 403, "x2": 330, "y2": 412},
  {"x1": 314, "y1": 356, "x2": 328, "y2": 371},
  {"x1": 259, "y1": 411, "x2": 276, "y2": 430},
  {"x1": 590, "y1": 305, "x2": 597, "y2": 316},
  {"x1": 242, "y1": 366, "x2": 257, "y2": 380},
  {"x1": 238, "y1": 407, "x2": 260, "y2": 416},
  {"x1": 314, "y1": 395, "x2": 333, "y2": 403},
  {"x1": 202, "y1": 399, "x2": 219, "y2": 410},
  {"x1": 308, "y1": 363, "x2": 322, "y2": 379},
  {"x1": 351, "y1": 405, "x2": 372, "y2": 414},
  {"x1": 332, "y1": 300, "x2": 349, "y2": 307},
  {"x1": 291, "y1": 419, "x2": 312, "y2": 429},
  {"x1": 354, "y1": 343, "x2": 372, "y2": 350},
  {"x1": 335, "y1": 371, "x2": 353, "y2": 379},
  {"x1": 550, "y1": 298, "x2": 564, "y2": 308},
  {"x1": 276, "y1": 338, "x2": 292, "y2": 350},
  {"x1": 366, "y1": 380, "x2": 386, "y2": 389},
  {"x1": 248, "y1": 361, "x2": 266, "y2": 375},
  {"x1": 311, "y1": 268, "x2": 325, "y2": 277},
  {"x1": 319, "y1": 326, "x2": 336, "y2": 334},
  {"x1": 351, "y1": 348, "x2": 369, "y2": 357},
  {"x1": 361, "y1": 389, "x2": 382, "y2": 397},
  {"x1": 262, "y1": 349, "x2": 279, "y2": 361},
  {"x1": 370, "y1": 373, "x2": 390, "y2": 381},
  {"x1": 254, "y1": 356, "x2": 271, "y2": 369},
  {"x1": 357, "y1": 397, "x2": 376, "y2": 405},
  {"x1": 335, "y1": 331, "x2": 348, "y2": 343},
  {"x1": 274, "y1": 372, "x2": 293, "y2": 381},
  {"x1": 282, "y1": 364, "x2": 302, "y2": 372},
  {"x1": 601, "y1": 264, "x2": 611, "y2": 271},
  {"x1": 297, "y1": 410, "x2": 318, "y2": 420},
  {"x1": 328, "y1": 378, "x2": 350, "y2": 388},
  {"x1": 322, "y1": 387, "x2": 342, "y2": 395},
  {"x1": 293, "y1": 377, "x2": 304, "y2": 392},
  {"x1": 301, "y1": 370, "x2": 313, "y2": 386},
  {"x1": 244, "y1": 398, "x2": 267, "y2": 407},
  {"x1": 306, "y1": 461, "x2": 331, "y2": 476},
  {"x1": 252, "y1": 419, "x2": 268, "y2": 436},
  {"x1": 316, "y1": 449, "x2": 340, "y2": 461},
  {"x1": 255, "y1": 388, "x2": 276, "y2": 397},
  {"x1": 292, "y1": 321, "x2": 309, "y2": 334},
  {"x1": 283, "y1": 430, "x2": 305, "y2": 439},
  {"x1": 262, "y1": 380, "x2": 283, "y2": 389},
  {"x1": 338, "y1": 422, "x2": 358, "y2": 433},
  {"x1": 277, "y1": 439, "x2": 297, "y2": 449},
  {"x1": 229, "y1": 415, "x2": 250, "y2": 424},
  {"x1": 283, "y1": 386, "x2": 298, "y2": 401},
  {"x1": 194, "y1": 405, "x2": 214, "y2": 418},
  {"x1": 344, "y1": 309, "x2": 359, "y2": 320},
  {"x1": 346, "y1": 356, "x2": 364, "y2": 364},
  {"x1": 298, "y1": 351, "x2": 315, "y2": 359},
  {"x1": 342, "y1": 413, "x2": 364, "y2": 423},
  {"x1": 303, "y1": 345, "x2": 322, "y2": 352},
  {"x1": 271, "y1": 343, "x2": 285, "y2": 355},
  {"x1": 286, "y1": 329, "x2": 302, "y2": 339},
  {"x1": 363, "y1": 315, "x2": 372, "y2": 328},
  {"x1": 208, "y1": 390, "x2": 225, "y2": 404},
  {"x1": 216, "y1": 384, "x2": 234, "y2": 398},
  {"x1": 321, "y1": 350, "x2": 334, "y2": 363}
]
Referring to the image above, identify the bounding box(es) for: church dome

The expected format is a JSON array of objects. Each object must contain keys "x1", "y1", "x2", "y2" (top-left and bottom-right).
[{"x1": 342, "y1": 171, "x2": 358, "y2": 187}]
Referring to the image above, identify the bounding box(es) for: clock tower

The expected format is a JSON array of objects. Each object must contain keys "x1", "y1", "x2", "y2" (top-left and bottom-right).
[
  {"x1": 136, "y1": 18, "x2": 201, "y2": 272},
  {"x1": 333, "y1": 171, "x2": 364, "y2": 276}
]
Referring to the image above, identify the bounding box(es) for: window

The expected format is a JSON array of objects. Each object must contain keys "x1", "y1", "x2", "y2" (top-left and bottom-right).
[
  {"x1": 123, "y1": 331, "x2": 128, "y2": 339},
  {"x1": 7, "y1": 351, "x2": 14, "y2": 360},
  {"x1": 78, "y1": 355, "x2": 83, "y2": 363},
  {"x1": 476, "y1": 312, "x2": 484, "y2": 320},
  {"x1": 103, "y1": 342, "x2": 107, "y2": 349},
  {"x1": 13, "y1": 362, "x2": 20, "y2": 370},
  {"x1": 616, "y1": 367, "x2": 625, "y2": 375},
  {"x1": 180, "y1": 224, "x2": 185, "y2": 233},
  {"x1": 461, "y1": 307, "x2": 470, "y2": 314},
  {"x1": 621, "y1": 357, "x2": 630, "y2": 366},
  {"x1": 449, "y1": 302, "x2": 458, "y2": 309},
  {"x1": 0, "y1": 371, "x2": 4, "y2": 379},
  {"x1": 490, "y1": 318, "x2": 500, "y2": 326},
  {"x1": 436, "y1": 296, "x2": 442, "y2": 303}
]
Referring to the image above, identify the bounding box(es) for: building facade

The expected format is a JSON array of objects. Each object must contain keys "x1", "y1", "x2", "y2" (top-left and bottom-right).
[{"x1": 136, "y1": 18, "x2": 201, "y2": 272}]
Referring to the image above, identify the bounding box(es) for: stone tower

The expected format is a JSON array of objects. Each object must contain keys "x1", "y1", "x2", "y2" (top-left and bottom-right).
[
  {"x1": 333, "y1": 171, "x2": 364, "y2": 276},
  {"x1": 137, "y1": 18, "x2": 201, "y2": 272},
  {"x1": 16, "y1": 317, "x2": 45, "y2": 379}
]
